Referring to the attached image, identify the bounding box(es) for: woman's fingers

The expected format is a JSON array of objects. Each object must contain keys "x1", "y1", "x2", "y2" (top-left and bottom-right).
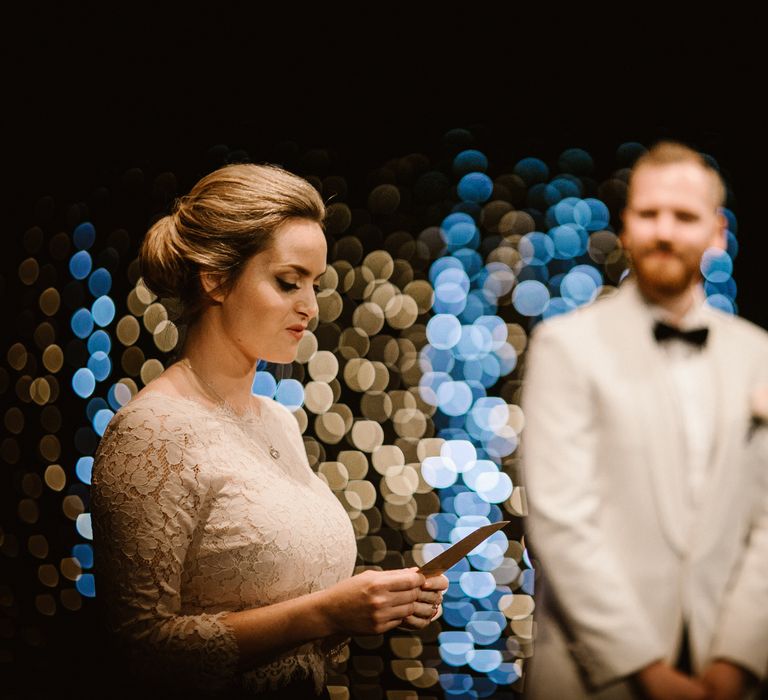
[
  {"x1": 411, "y1": 601, "x2": 440, "y2": 619},
  {"x1": 421, "y1": 574, "x2": 449, "y2": 591},
  {"x1": 416, "y1": 589, "x2": 442, "y2": 605},
  {"x1": 401, "y1": 602, "x2": 442, "y2": 628},
  {"x1": 385, "y1": 569, "x2": 426, "y2": 591}
]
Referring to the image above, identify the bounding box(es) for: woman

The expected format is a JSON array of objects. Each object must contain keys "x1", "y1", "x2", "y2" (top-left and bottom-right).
[{"x1": 91, "y1": 163, "x2": 448, "y2": 698}]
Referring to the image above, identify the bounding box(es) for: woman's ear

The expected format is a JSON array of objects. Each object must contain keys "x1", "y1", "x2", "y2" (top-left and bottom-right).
[{"x1": 199, "y1": 271, "x2": 226, "y2": 303}]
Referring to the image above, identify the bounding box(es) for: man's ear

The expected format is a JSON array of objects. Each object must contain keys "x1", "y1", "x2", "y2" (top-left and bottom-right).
[
  {"x1": 712, "y1": 208, "x2": 728, "y2": 250},
  {"x1": 199, "y1": 271, "x2": 226, "y2": 303},
  {"x1": 619, "y1": 208, "x2": 629, "y2": 248}
]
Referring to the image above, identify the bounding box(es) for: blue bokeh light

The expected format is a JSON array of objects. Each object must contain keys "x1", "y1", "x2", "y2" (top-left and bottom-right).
[
  {"x1": 550, "y1": 224, "x2": 587, "y2": 258},
  {"x1": 459, "y1": 571, "x2": 497, "y2": 599},
  {"x1": 467, "y1": 610, "x2": 507, "y2": 645},
  {"x1": 69, "y1": 250, "x2": 93, "y2": 280},
  {"x1": 560, "y1": 270, "x2": 598, "y2": 306},
  {"x1": 107, "y1": 382, "x2": 133, "y2": 410},
  {"x1": 550, "y1": 175, "x2": 582, "y2": 199},
  {"x1": 421, "y1": 345, "x2": 456, "y2": 374},
  {"x1": 72, "y1": 368, "x2": 96, "y2": 398},
  {"x1": 442, "y1": 440, "x2": 477, "y2": 473},
  {"x1": 76, "y1": 513, "x2": 93, "y2": 540},
  {"x1": 705, "y1": 293, "x2": 735, "y2": 314},
  {"x1": 75, "y1": 573, "x2": 96, "y2": 598},
  {"x1": 88, "y1": 268, "x2": 112, "y2": 297},
  {"x1": 427, "y1": 513, "x2": 459, "y2": 541},
  {"x1": 513, "y1": 157, "x2": 549, "y2": 186},
  {"x1": 511, "y1": 280, "x2": 549, "y2": 316},
  {"x1": 700, "y1": 248, "x2": 733, "y2": 283},
  {"x1": 422, "y1": 455, "x2": 459, "y2": 489},
  {"x1": 440, "y1": 213, "x2": 478, "y2": 250},
  {"x1": 92, "y1": 295, "x2": 116, "y2": 327},
  {"x1": 72, "y1": 543, "x2": 94, "y2": 569},
  {"x1": 419, "y1": 371, "x2": 452, "y2": 406},
  {"x1": 251, "y1": 370, "x2": 277, "y2": 397},
  {"x1": 87, "y1": 330, "x2": 111, "y2": 355},
  {"x1": 87, "y1": 351, "x2": 111, "y2": 382},
  {"x1": 458, "y1": 173, "x2": 494, "y2": 203},
  {"x1": 584, "y1": 198, "x2": 611, "y2": 230},
  {"x1": 93, "y1": 408, "x2": 115, "y2": 437},
  {"x1": 71, "y1": 308, "x2": 94, "y2": 339},
  {"x1": 427, "y1": 314, "x2": 463, "y2": 350},
  {"x1": 73, "y1": 222, "x2": 96, "y2": 250},
  {"x1": 437, "y1": 381, "x2": 475, "y2": 416},
  {"x1": 542, "y1": 296, "x2": 576, "y2": 319},
  {"x1": 453, "y1": 149, "x2": 489, "y2": 175},
  {"x1": 438, "y1": 632, "x2": 475, "y2": 667},
  {"x1": 519, "y1": 232, "x2": 554, "y2": 266},
  {"x1": 274, "y1": 379, "x2": 304, "y2": 410},
  {"x1": 86, "y1": 398, "x2": 108, "y2": 422},
  {"x1": 75, "y1": 456, "x2": 94, "y2": 485}
]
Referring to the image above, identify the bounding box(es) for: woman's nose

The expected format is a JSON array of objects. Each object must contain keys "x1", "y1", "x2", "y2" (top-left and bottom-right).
[{"x1": 296, "y1": 287, "x2": 319, "y2": 319}]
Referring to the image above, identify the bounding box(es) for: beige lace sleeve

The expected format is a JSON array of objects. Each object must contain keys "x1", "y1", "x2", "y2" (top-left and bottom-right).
[{"x1": 90, "y1": 401, "x2": 240, "y2": 692}]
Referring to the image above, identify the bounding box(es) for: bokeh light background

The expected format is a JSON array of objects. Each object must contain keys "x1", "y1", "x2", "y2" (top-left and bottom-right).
[{"x1": 1, "y1": 128, "x2": 742, "y2": 699}]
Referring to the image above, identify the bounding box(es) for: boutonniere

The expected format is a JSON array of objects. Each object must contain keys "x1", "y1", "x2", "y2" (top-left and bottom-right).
[{"x1": 749, "y1": 386, "x2": 768, "y2": 440}]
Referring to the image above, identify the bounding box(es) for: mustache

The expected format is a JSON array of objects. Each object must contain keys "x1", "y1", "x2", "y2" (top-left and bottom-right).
[{"x1": 639, "y1": 241, "x2": 679, "y2": 255}]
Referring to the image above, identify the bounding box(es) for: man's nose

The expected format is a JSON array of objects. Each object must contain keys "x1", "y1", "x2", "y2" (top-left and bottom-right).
[{"x1": 653, "y1": 212, "x2": 676, "y2": 241}]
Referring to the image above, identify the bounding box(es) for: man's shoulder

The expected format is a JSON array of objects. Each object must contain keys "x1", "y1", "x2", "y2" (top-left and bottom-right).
[
  {"x1": 532, "y1": 285, "x2": 626, "y2": 339},
  {"x1": 707, "y1": 306, "x2": 768, "y2": 350}
]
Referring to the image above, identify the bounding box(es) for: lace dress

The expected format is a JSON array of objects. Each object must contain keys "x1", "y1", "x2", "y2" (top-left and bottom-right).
[{"x1": 90, "y1": 391, "x2": 357, "y2": 695}]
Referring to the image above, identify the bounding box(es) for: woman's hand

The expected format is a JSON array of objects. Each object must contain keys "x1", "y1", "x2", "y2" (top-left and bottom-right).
[
  {"x1": 317, "y1": 568, "x2": 427, "y2": 636},
  {"x1": 399, "y1": 572, "x2": 449, "y2": 630}
]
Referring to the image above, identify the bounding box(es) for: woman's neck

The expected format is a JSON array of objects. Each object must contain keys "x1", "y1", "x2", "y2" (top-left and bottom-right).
[{"x1": 179, "y1": 317, "x2": 257, "y2": 414}]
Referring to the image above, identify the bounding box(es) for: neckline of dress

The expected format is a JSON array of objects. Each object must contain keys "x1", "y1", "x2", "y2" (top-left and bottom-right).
[{"x1": 128, "y1": 389, "x2": 267, "y2": 424}]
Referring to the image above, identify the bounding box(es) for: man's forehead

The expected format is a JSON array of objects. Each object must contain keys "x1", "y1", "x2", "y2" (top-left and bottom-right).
[{"x1": 629, "y1": 162, "x2": 719, "y2": 207}]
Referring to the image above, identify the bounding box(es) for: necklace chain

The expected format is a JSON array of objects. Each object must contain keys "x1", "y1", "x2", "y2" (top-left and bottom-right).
[{"x1": 180, "y1": 359, "x2": 281, "y2": 460}]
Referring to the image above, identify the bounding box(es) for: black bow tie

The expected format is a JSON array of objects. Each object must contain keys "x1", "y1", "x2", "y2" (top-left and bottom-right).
[{"x1": 653, "y1": 321, "x2": 709, "y2": 347}]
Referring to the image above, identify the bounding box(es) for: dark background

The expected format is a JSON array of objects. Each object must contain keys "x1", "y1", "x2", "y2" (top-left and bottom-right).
[
  {"x1": 3, "y1": 7, "x2": 767, "y2": 698},
  {"x1": 6, "y1": 8, "x2": 766, "y2": 329}
]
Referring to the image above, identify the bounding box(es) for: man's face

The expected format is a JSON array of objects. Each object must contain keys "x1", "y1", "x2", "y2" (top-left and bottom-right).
[{"x1": 621, "y1": 162, "x2": 726, "y2": 302}]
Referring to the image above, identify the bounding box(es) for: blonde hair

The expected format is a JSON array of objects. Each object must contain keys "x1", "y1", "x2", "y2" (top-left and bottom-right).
[
  {"x1": 628, "y1": 140, "x2": 726, "y2": 207},
  {"x1": 140, "y1": 163, "x2": 325, "y2": 322}
]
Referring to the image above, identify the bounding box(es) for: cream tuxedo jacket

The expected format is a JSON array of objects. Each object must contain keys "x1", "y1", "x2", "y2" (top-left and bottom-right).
[{"x1": 521, "y1": 280, "x2": 768, "y2": 698}]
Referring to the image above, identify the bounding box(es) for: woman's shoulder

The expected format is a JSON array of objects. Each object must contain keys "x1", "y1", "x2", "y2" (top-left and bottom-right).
[{"x1": 104, "y1": 390, "x2": 216, "y2": 442}]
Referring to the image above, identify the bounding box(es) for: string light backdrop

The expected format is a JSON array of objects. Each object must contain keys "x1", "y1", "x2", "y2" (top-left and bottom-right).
[{"x1": 0, "y1": 129, "x2": 739, "y2": 699}]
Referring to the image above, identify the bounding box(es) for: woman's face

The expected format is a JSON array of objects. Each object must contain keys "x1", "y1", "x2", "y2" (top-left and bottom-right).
[{"x1": 211, "y1": 218, "x2": 327, "y2": 364}]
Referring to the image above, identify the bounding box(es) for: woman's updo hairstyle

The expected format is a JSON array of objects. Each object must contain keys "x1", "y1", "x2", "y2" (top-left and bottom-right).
[{"x1": 139, "y1": 163, "x2": 325, "y2": 323}]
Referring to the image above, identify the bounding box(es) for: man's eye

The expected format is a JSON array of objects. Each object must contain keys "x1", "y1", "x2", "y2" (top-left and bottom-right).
[
  {"x1": 277, "y1": 279, "x2": 299, "y2": 291},
  {"x1": 313, "y1": 285, "x2": 321, "y2": 294}
]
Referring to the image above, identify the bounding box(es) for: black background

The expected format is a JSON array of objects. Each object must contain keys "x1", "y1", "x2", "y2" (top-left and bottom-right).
[{"x1": 5, "y1": 8, "x2": 766, "y2": 328}]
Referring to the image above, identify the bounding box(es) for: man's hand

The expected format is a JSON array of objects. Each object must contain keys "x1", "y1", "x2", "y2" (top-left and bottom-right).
[
  {"x1": 635, "y1": 661, "x2": 710, "y2": 700},
  {"x1": 700, "y1": 660, "x2": 750, "y2": 700}
]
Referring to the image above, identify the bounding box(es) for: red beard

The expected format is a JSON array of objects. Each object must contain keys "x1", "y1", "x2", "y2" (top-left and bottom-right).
[{"x1": 631, "y1": 247, "x2": 699, "y2": 299}]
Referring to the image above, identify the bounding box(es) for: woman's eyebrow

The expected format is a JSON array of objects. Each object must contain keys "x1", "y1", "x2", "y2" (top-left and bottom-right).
[{"x1": 276, "y1": 263, "x2": 326, "y2": 279}]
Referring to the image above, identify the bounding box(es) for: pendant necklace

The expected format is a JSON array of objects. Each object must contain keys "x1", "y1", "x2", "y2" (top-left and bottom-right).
[{"x1": 180, "y1": 358, "x2": 281, "y2": 460}]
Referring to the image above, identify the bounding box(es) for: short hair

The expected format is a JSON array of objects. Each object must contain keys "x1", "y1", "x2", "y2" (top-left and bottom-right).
[
  {"x1": 628, "y1": 140, "x2": 726, "y2": 208},
  {"x1": 139, "y1": 163, "x2": 325, "y2": 323}
]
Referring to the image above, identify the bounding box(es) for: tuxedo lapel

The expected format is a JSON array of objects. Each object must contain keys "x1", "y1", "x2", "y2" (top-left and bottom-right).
[
  {"x1": 607, "y1": 283, "x2": 689, "y2": 554},
  {"x1": 690, "y1": 311, "x2": 743, "y2": 554}
]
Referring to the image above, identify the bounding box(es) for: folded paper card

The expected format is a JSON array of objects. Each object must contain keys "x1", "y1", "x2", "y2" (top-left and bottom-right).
[{"x1": 418, "y1": 521, "x2": 510, "y2": 576}]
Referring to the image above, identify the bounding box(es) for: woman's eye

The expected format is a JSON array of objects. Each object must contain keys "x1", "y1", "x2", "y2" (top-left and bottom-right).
[{"x1": 277, "y1": 279, "x2": 299, "y2": 292}]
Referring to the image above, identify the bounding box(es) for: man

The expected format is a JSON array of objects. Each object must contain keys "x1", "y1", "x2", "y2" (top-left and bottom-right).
[{"x1": 521, "y1": 141, "x2": 768, "y2": 700}]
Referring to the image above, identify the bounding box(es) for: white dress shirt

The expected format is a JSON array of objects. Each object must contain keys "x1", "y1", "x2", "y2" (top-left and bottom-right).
[{"x1": 645, "y1": 286, "x2": 716, "y2": 522}]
